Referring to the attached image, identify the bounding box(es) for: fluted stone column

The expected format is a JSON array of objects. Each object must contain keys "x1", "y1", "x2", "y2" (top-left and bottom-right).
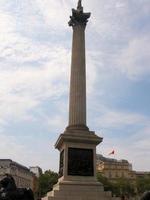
[
  {"x1": 42, "y1": 3, "x2": 105, "y2": 199},
  {"x1": 55, "y1": 0, "x2": 102, "y2": 183},
  {"x1": 67, "y1": 1, "x2": 91, "y2": 130}
]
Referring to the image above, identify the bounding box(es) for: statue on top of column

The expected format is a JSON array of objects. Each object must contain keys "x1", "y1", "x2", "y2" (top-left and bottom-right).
[
  {"x1": 77, "y1": 0, "x2": 83, "y2": 11},
  {"x1": 68, "y1": 0, "x2": 91, "y2": 27}
]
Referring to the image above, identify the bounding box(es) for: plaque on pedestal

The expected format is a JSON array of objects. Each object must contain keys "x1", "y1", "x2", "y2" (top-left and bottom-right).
[{"x1": 68, "y1": 147, "x2": 94, "y2": 176}]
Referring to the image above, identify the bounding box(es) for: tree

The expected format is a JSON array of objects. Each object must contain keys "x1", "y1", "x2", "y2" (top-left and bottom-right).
[
  {"x1": 97, "y1": 173, "x2": 135, "y2": 197},
  {"x1": 38, "y1": 170, "x2": 58, "y2": 197},
  {"x1": 136, "y1": 175, "x2": 150, "y2": 194},
  {"x1": 114, "y1": 178, "x2": 135, "y2": 197},
  {"x1": 97, "y1": 172, "x2": 113, "y2": 191}
]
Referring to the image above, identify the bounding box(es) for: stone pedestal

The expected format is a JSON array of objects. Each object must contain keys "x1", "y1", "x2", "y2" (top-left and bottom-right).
[
  {"x1": 42, "y1": 129, "x2": 116, "y2": 200},
  {"x1": 55, "y1": 129, "x2": 102, "y2": 182},
  {"x1": 42, "y1": 129, "x2": 120, "y2": 200}
]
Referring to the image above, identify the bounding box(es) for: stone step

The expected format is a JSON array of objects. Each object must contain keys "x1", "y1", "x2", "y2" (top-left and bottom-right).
[
  {"x1": 53, "y1": 197, "x2": 94, "y2": 200},
  {"x1": 42, "y1": 182, "x2": 117, "y2": 200},
  {"x1": 53, "y1": 189, "x2": 111, "y2": 196},
  {"x1": 56, "y1": 185, "x2": 104, "y2": 192},
  {"x1": 43, "y1": 195, "x2": 119, "y2": 200},
  {"x1": 53, "y1": 193, "x2": 108, "y2": 199},
  {"x1": 52, "y1": 197, "x2": 112, "y2": 200},
  {"x1": 42, "y1": 196, "x2": 54, "y2": 200},
  {"x1": 47, "y1": 191, "x2": 54, "y2": 197}
]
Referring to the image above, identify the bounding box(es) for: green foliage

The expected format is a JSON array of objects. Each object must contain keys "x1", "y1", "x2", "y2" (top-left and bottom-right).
[
  {"x1": 97, "y1": 173, "x2": 135, "y2": 197},
  {"x1": 97, "y1": 172, "x2": 113, "y2": 191},
  {"x1": 136, "y1": 175, "x2": 150, "y2": 194},
  {"x1": 38, "y1": 170, "x2": 58, "y2": 197},
  {"x1": 113, "y1": 178, "x2": 135, "y2": 196}
]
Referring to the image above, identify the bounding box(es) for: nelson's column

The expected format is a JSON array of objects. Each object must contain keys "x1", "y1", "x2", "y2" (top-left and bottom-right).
[{"x1": 42, "y1": 1, "x2": 115, "y2": 200}]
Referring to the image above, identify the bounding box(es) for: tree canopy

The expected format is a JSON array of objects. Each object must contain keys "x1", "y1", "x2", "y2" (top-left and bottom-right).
[
  {"x1": 136, "y1": 175, "x2": 150, "y2": 194},
  {"x1": 97, "y1": 172, "x2": 135, "y2": 197},
  {"x1": 38, "y1": 170, "x2": 58, "y2": 197}
]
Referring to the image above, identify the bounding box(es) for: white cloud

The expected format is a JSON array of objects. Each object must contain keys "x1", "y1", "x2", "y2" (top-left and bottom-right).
[
  {"x1": 47, "y1": 115, "x2": 66, "y2": 131},
  {"x1": 86, "y1": 51, "x2": 102, "y2": 94},
  {"x1": 35, "y1": 101, "x2": 68, "y2": 132},
  {"x1": 88, "y1": 0, "x2": 129, "y2": 39},
  {"x1": 116, "y1": 36, "x2": 150, "y2": 80},
  {"x1": 96, "y1": 109, "x2": 148, "y2": 129},
  {"x1": 0, "y1": 16, "x2": 70, "y2": 123},
  {"x1": 0, "y1": 11, "x2": 18, "y2": 55},
  {"x1": 0, "y1": 131, "x2": 59, "y2": 171},
  {"x1": 0, "y1": 49, "x2": 70, "y2": 122},
  {"x1": 0, "y1": 5, "x2": 71, "y2": 124},
  {"x1": 35, "y1": 0, "x2": 71, "y2": 30},
  {"x1": 0, "y1": 133, "x2": 25, "y2": 160},
  {"x1": 85, "y1": 0, "x2": 150, "y2": 82},
  {"x1": 96, "y1": 108, "x2": 150, "y2": 171},
  {"x1": 99, "y1": 130, "x2": 150, "y2": 171},
  {"x1": 119, "y1": 125, "x2": 150, "y2": 171}
]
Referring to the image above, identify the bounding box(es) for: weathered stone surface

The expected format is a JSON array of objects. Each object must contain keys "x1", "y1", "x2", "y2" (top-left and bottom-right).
[{"x1": 42, "y1": 181, "x2": 119, "y2": 200}]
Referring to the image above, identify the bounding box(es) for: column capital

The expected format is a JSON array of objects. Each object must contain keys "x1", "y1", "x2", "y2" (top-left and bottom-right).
[{"x1": 68, "y1": 1, "x2": 91, "y2": 27}]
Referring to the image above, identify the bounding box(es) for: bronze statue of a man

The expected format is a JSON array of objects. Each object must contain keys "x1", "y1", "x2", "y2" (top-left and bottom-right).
[{"x1": 77, "y1": 0, "x2": 82, "y2": 10}]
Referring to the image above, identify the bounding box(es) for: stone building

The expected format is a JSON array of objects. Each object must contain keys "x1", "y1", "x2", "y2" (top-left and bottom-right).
[
  {"x1": 29, "y1": 166, "x2": 42, "y2": 196},
  {"x1": 0, "y1": 159, "x2": 34, "y2": 189},
  {"x1": 29, "y1": 166, "x2": 42, "y2": 178},
  {"x1": 96, "y1": 154, "x2": 136, "y2": 183},
  {"x1": 135, "y1": 171, "x2": 150, "y2": 178}
]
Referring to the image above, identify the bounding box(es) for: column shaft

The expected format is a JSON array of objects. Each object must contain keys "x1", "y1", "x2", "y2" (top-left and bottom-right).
[{"x1": 68, "y1": 25, "x2": 87, "y2": 128}]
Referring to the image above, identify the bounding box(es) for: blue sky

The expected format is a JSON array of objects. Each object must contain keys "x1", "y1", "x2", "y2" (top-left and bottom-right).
[{"x1": 0, "y1": 0, "x2": 150, "y2": 172}]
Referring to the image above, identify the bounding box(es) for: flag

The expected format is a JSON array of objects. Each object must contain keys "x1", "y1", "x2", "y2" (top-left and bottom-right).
[{"x1": 108, "y1": 150, "x2": 115, "y2": 155}]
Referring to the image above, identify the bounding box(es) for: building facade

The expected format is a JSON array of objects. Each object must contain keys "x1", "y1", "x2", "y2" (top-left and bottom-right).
[
  {"x1": 0, "y1": 159, "x2": 35, "y2": 189},
  {"x1": 29, "y1": 166, "x2": 42, "y2": 196},
  {"x1": 96, "y1": 154, "x2": 136, "y2": 182},
  {"x1": 135, "y1": 171, "x2": 150, "y2": 178},
  {"x1": 29, "y1": 166, "x2": 42, "y2": 178}
]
